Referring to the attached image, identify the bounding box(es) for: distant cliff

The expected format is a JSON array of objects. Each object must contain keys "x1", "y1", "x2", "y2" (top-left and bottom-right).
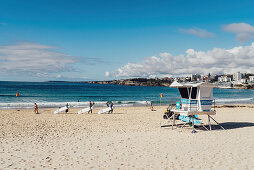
[
  {"x1": 233, "y1": 84, "x2": 254, "y2": 89},
  {"x1": 88, "y1": 78, "x2": 174, "y2": 87},
  {"x1": 88, "y1": 78, "x2": 254, "y2": 89}
]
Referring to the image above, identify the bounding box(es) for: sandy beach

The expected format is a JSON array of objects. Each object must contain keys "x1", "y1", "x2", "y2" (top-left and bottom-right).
[{"x1": 1, "y1": 105, "x2": 254, "y2": 169}]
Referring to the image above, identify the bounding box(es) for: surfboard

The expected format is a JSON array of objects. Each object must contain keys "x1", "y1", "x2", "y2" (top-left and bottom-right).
[
  {"x1": 98, "y1": 107, "x2": 113, "y2": 114},
  {"x1": 78, "y1": 106, "x2": 93, "y2": 114},
  {"x1": 54, "y1": 106, "x2": 69, "y2": 114},
  {"x1": 178, "y1": 115, "x2": 202, "y2": 125}
]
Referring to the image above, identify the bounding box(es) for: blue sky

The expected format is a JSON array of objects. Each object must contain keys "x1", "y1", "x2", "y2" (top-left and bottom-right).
[{"x1": 0, "y1": 0, "x2": 254, "y2": 81}]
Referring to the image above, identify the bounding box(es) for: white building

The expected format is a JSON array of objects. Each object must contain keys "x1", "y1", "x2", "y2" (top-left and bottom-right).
[
  {"x1": 249, "y1": 76, "x2": 254, "y2": 82},
  {"x1": 218, "y1": 76, "x2": 231, "y2": 82},
  {"x1": 233, "y1": 72, "x2": 243, "y2": 82},
  {"x1": 241, "y1": 78, "x2": 247, "y2": 83}
]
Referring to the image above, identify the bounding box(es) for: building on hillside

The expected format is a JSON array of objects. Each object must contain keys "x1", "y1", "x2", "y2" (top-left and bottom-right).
[
  {"x1": 208, "y1": 74, "x2": 219, "y2": 82},
  {"x1": 241, "y1": 78, "x2": 247, "y2": 83},
  {"x1": 218, "y1": 75, "x2": 232, "y2": 82},
  {"x1": 233, "y1": 72, "x2": 243, "y2": 82},
  {"x1": 191, "y1": 74, "x2": 201, "y2": 81},
  {"x1": 249, "y1": 76, "x2": 254, "y2": 82}
]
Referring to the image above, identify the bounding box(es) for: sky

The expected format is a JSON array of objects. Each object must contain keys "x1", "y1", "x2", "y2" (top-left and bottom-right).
[{"x1": 0, "y1": 0, "x2": 254, "y2": 81}]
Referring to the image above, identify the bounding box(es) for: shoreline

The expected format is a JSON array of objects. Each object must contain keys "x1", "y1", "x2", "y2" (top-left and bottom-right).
[
  {"x1": 0, "y1": 98, "x2": 254, "y2": 110},
  {"x1": 1, "y1": 102, "x2": 254, "y2": 110}
]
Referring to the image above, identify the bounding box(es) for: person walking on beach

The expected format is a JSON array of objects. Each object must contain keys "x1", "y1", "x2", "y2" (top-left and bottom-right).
[
  {"x1": 88, "y1": 101, "x2": 93, "y2": 114},
  {"x1": 65, "y1": 103, "x2": 69, "y2": 113},
  {"x1": 150, "y1": 101, "x2": 154, "y2": 111},
  {"x1": 109, "y1": 102, "x2": 114, "y2": 114},
  {"x1": 34, "y1": 103, "x2": 39, "y2": 114}
]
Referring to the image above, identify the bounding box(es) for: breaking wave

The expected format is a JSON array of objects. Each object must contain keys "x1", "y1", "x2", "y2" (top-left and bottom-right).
[
  {"x1": 0, "y1": 101, "x2": 151, "y2": 109},
  {"x1": 215, "y1": 98, "x2": 253, "y2": 103}
]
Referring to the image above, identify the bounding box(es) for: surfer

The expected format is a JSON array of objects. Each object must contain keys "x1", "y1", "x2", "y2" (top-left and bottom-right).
[
  {"x1": 88, "y1": 101, "x2": 93, "y2": 114},
  {"x1": 34, "y1": 103, "x2": 39, "y2": 114},
  {"x1": 65, "y1": 103, "x2": 69, "y2": 113},
  {"x1": 109, "y1": 102, "x2": 114, "y2": 113}
]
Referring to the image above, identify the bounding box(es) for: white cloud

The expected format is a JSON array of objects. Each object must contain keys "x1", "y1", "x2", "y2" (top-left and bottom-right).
[
  {"x1": 223, "y1": 23, "x2": 254, "y2": 43},
  {"x1": 105, "y1": 71, "x2": 110, "y2": 77},
  {"x1": 56, "y1": 74, "x2": 62, "y2": 78},
  {"x1": 0, "y1": 42, "x2": 75, "y2": 76},
  {"x1": 108, "y1": 43, "x2": 254, "y2": 77},
  {"x1": 179, "y1": 27, "x2": 215, "y2": 38}
]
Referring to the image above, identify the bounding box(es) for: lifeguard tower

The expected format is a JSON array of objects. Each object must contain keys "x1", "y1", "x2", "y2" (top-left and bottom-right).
[{"x1": 162, "y1": 81, "x2": 224, "y2": 133}]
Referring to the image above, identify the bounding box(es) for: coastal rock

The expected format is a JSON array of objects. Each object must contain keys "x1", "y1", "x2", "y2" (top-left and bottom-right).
[
  {"x1": 88, "y1": 78, "x2": 174, "y2": 87},
  {"x1": 233, "y1": 84, "x2": 254, "y2": 89}
]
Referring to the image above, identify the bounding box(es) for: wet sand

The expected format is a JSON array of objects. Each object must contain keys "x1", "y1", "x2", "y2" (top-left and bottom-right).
[{"x1": 1, "y1": 105, "x2": 254, "y2": 169}]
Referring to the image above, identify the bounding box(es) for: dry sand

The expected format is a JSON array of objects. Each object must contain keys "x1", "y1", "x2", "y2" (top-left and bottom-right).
[{"x1": 0, "y1": 105, "x2": 254, "y2": 169}]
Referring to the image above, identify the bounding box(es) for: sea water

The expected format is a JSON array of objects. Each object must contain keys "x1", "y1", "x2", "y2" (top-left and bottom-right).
[{"x1": 0, "y1": 81, "x2": 253, "y2": 109}]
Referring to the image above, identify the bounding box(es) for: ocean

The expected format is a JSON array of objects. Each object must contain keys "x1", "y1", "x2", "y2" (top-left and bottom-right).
[{"x1": 0, "y1": 81, "x2": 253, "y2": 109}]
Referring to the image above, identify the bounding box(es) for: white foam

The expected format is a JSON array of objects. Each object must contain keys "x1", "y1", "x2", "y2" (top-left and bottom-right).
[
  {"x1": 2, "y1": 98, "x2": 252, "y2": 109},
  {"x1": 215, "y1": 98, "x2": 253, "y2": 103},
  {"x1": 0, "y1": 101, "x2": 148, "y2": 109}
]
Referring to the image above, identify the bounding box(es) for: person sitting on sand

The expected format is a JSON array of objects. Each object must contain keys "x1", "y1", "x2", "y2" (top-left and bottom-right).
[{"x1": 34, "y1": 103, "x2": 39, "y2": 114}]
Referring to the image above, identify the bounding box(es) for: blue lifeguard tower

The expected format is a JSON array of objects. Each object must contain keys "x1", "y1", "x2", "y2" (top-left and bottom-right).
[{"x1": 162, "y1": 81, "x2": 224, "y2": 133}]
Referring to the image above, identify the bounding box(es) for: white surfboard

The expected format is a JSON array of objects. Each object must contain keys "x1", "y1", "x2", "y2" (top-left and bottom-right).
[
  {"x1": 54, "y1": 106, "x2": 69, "y2": 114},
  {"x1": 98, "y1": 107, "x2": 113, "y2": 114},
  {"x1": 78, "y1": 106, "x2": 93, "y2": 114}
]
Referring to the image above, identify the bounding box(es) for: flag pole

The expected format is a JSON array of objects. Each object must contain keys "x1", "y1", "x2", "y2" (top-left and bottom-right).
[{"x1": 160, "y1": 93, "x2": 162, "y2": 106}]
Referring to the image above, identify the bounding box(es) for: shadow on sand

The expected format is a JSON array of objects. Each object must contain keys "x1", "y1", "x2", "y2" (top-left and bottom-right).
[
  {"x1": 197, "y1": 122, "x2": 254, "y2": 131},
  {"x1": 162, "y1": 122, "x2": 254, "y2": 131},
  {"x1": 216, "y1": 122, "x2": 254, "y2": 130},
  {"x1": 56, "y1": 112, "x2": 126, "y2": 115}
]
